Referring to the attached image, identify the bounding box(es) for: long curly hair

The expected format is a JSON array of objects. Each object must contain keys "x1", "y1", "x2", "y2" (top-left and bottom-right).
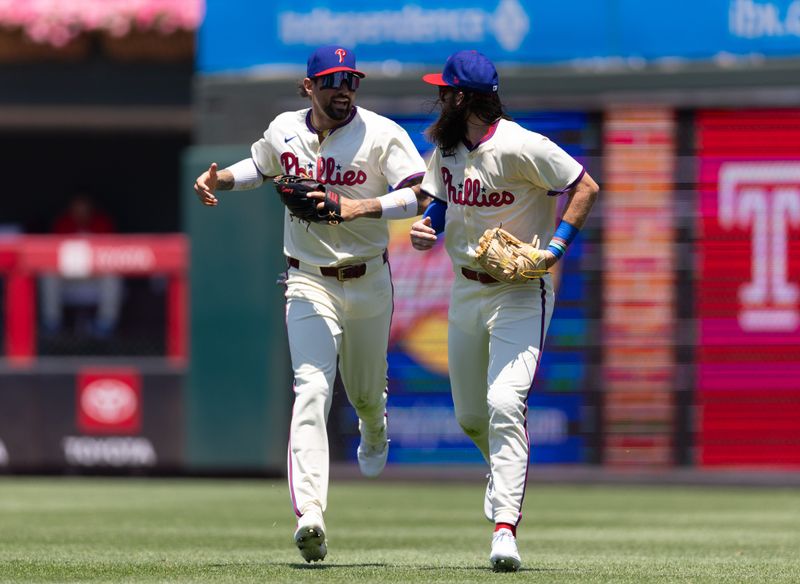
[{"x1": 425, "y1": 90, "x2": 511, "y2": 156}]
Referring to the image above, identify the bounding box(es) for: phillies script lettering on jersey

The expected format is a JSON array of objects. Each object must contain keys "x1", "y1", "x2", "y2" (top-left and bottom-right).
[
  {"x1": 281, "y1": 152, "x2": 308, "y2": 176},
  {"x1": 442, "y1": 167, "x2": 514, "y2": 207},
  {"x1": 279, "y1": 152, "x2": 367, "y2": 185}
]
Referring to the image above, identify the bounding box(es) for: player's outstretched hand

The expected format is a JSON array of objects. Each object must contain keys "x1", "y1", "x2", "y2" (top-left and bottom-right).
[
  {"x1": 194, "y1": 162, "x2": 219, "y2": 206},
  {"x1": 410, "y1": 217, "x2": 437, "y2": 250}
]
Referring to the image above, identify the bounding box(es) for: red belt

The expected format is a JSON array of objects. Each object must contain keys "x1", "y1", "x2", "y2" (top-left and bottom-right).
[
  {"x1": 288, "y1": 250, "x2": 388, "y2": 282},
  {"x1": 461, "y1": 267, "x2": 499, "y2": 284}
]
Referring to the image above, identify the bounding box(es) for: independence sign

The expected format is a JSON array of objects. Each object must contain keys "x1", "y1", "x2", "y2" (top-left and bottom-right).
[{"x1": 199, "y1": 0, "x2": 800, "y2": 74}]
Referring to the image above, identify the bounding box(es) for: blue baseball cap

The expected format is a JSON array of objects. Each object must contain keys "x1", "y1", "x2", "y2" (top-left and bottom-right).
[
  {"x1": 423, "y1": 50, "x2": 498, "y2": 94},
  {"x1": 307, "y1": 45, "x2": 365, "y2": 78}
]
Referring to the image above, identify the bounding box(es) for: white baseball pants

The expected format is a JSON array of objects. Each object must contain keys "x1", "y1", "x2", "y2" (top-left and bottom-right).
[
  {"x1": 285, "y1": 258, "x2": 392, "y2": 516},
  {"x1": 448, "y1": 273, "x2": 554, "y2": 526}
]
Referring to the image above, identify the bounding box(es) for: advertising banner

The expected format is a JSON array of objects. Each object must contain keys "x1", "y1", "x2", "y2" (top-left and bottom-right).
[
  {"x1": 0, "y1": 370, "x2": 183, "y2": 471},
  {"x1": 199, "y1": 0, "x2": 800, "y2": 74},
  {"x1": 696, "y1": 109, "x2": 800, "y2": 466}
]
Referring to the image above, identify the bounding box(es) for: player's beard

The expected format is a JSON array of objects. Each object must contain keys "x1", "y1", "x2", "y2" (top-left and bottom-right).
[
  {"x1": 324, "y1": 96, "x2": 352, "y2": 122},
  {"x1": 425, "y1": 96, "x2": 468, "y2": 156}
]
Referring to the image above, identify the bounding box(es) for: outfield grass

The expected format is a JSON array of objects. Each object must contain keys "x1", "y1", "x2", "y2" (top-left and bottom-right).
[{"x1": 0, "y1": 477, "x2": 798, "y2": 583}]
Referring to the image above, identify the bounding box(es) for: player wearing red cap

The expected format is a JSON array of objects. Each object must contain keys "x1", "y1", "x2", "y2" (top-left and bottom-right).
[{"x1": 411, "y1": 50, "x2": 600, "y2": 572}]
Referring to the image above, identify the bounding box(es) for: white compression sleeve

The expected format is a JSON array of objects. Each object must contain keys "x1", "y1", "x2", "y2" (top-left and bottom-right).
[
  {"x1": 377, "y1": 187, "x2": 418, "y2": 220},
  {"x1": 227, "y1": 158, "x2": 264, "y2": 190}
]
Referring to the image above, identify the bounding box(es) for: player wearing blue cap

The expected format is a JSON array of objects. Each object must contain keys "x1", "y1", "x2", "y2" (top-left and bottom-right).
[
  {"x1": 411, "y1": 50, "x2": 599, "y2": 572},
  {"x1": 194, "y1": 45, "x2": 428, "y2": 563}
]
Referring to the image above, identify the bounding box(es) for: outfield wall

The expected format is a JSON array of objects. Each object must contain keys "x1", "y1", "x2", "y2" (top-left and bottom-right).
[
  {"x1": 183, "y1": 104, "x2": 800, "y2": 472},
  {"x1": 1, "y1": 106, "x2": 799, "y2": 474},
  {"x1": 1, "y1": 0, "x2": 800, "y2": 476}
]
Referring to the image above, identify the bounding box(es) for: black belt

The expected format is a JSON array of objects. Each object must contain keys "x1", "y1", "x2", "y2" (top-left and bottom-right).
[
  {"x1": 461, "y1": 267, "x2": 499, "y2": 284},
  {"x1": 288, "y1": 250, "x2": 388, "y2": 282}
]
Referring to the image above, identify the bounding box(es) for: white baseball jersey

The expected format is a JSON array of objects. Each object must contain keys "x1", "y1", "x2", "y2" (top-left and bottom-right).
[
  {"x1": 252, "y1": 106, "x2": 425, "y2": 266},
  {"x1": 251, "y1": 105, "x2": 423, "y2": 520},
  {"x1": 420, "y1": 118, "x2": 584, "y2": 529},
  {"x1": 420, "y1": 118, "x2": 584, "y2": 269}
]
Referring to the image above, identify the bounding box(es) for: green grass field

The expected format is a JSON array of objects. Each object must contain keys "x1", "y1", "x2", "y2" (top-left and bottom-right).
[{"x1": 0, "y1": 477, "x2": 798, "y2": 583}]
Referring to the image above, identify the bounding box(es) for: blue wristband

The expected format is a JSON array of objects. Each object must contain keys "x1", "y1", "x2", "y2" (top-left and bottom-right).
[
  {"x1": 422, "y1": 198, "x2": 447, "y2": 235},
  {"x1": 547, "y1": 220, "x2": 579, "y2": 260}
]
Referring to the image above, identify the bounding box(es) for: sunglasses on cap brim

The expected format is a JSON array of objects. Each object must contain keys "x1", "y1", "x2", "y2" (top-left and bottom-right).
[{"x1": 317, "y1": 71, "x2": 361, "y2": 91}]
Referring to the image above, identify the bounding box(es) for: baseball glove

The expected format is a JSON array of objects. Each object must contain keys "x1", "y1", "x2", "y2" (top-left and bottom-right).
[
  {"x1": 474, "y1": 227, "x2": 549, "y2": 283},
  {"x1": 273, "y1": 175, "x2": 343, "y2": 225}
]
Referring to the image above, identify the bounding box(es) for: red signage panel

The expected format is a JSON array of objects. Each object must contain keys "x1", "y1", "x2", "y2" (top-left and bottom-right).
[
  {"x1": 77, "y1": 368, "x2": 142, "y2": 435},
  {"x1": 696, "y1": 110, "x2": 800, "y2": 467}
]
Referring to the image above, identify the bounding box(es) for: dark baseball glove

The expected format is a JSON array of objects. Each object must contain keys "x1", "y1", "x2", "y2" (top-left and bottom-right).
[{"x1": 273, "y1": 175, "x2": 343, "y2": 225}]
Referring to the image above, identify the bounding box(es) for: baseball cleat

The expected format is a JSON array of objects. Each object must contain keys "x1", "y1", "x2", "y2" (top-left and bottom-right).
[
  {"x1": 484, "y1": 473, "x2": 494, "y2": 522},
  {"x1": 357, "y1": 438, "x2": 389, "y2": 478},
  {"x1": 294, "y1": 509, "x2": 327, "y2": 563},
  {"x1": 490, "y1": 528, "x2": 521, "y2": 572}
]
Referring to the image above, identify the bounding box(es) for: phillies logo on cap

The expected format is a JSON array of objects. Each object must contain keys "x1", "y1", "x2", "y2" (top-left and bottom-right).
[
  {"x1": 306, "y1": 45, "x2": 365, "y2": 78},
  {"x1": 77, "y1": 368, "x2": 141, "y2": 434}
]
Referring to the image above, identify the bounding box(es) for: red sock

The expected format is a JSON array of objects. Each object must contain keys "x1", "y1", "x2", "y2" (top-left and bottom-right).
[{"x1": 495, "y1": 522, "x2": 516, "y2": 536}]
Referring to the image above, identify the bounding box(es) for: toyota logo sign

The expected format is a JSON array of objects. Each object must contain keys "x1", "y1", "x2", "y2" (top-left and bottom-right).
[
  {"x1": 77, "y1": 369, "x2": 142, "y2": 434},
  {"x1": 81, "y1": 379, "x2": 137, "y2": 424}
]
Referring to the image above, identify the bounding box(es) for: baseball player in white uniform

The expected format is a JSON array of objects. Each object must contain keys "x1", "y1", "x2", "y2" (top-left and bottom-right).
[
  {"x1": 410, "y1": 50, "x2": 599, "y2": 572},
  {"x1": 194, "y1": 45, "x2": 427, "y2": 563}
]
